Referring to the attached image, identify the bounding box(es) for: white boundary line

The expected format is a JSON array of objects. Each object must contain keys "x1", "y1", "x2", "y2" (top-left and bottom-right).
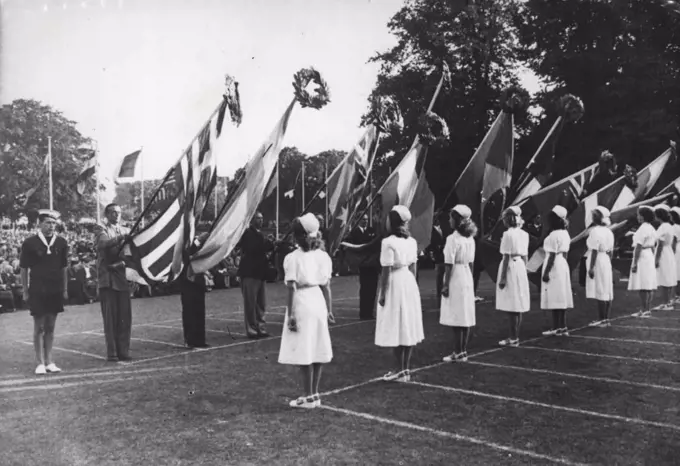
[
  {"x1": 320, "y1": 405, "x2": 586, "y2": 466},
  {"x1": 410, "y1": 380, "x2": 680, "y2": 432},
  {"x1": 143, "y1": 323, "x2": 246, "y2": 337},
  {"x1": 466, "y1": 360, "x2": 680, "y2": 392},
  {"x1": 15, "y1": 341, "x2": 107, "y2": 361},
  {"x1": 0, "y1": 373, "x2": 167, "y2": 394},
  {"x1": 567, "y1": 334, "x2": 680, "y2": 347},
  {"x1": 519, "y1": 345, "x2": 680, "y2": 366},
  {"x1": 611, "y1": 324, "x2": 680, "y2": 332},
  {"x1": 83, "y1": 332, "x2": 186, "y2": 349}
]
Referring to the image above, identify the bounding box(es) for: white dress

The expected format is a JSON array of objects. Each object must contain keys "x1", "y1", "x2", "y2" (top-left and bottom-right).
[
  {"x1": 585, "y1": 226, "x2": 615, "y2": 301},
  {"x1": 656, "y1": 222, "x2": 677, "y2": 287},
  {"x1": 278, "y1": 249, "x2": 333, "y2": 365},
  {"x1": 540, "y1": 230, "x2": 574, "y2": 310},
  {"x1": 628, "y1": 223, "x2": 657, "y2": 291},
  {"x1": 440, "y1": 232, "x2": 476, "y2": 326},
  {"x1": 375, "y1": 236, "x2": 424, "y2": 347},
  {"x1": 495, "y1": 227, "x2": 530, "y2": 313},
  {"x1": 674, "y1": 224, "x2": 680, "y2": 280}
]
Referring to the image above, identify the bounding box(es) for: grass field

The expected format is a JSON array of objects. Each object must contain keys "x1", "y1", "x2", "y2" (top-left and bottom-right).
[{"x1": 1, "y1": 270, "x2": 679, "y2": 466}]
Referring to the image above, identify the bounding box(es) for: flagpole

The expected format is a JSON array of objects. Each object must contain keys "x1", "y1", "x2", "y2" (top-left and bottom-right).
[
  {"x1": 214, "y1": 177, "x2": 219, "y2": 219},
  {"x1": 301, "y1": 160, "x2": 305, "y2": 214},
  {"x1": 48, "y1": 136, "x2": 53, "y2": 210},
  {"x1": 324, "y1": 161, "x2": 329, "y2": 227},
  {"x1": 275, "y1": 159, "x2": 280, "y2": 240},
  {"x1": 95, "y1": 143, "x2": 101, "y2": 223},
  {"x1": 140, "y1": 147, "x2": 145, "y2": 228}
]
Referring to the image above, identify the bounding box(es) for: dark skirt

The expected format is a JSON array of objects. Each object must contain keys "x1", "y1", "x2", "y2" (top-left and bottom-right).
[{"x1": 29, "y1": 293, "x2": 65, "y2": 317}]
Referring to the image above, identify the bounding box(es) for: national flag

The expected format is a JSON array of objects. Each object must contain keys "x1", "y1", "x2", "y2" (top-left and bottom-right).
[
  {"x1": 155, "y1": 169, "x2": 178, "y2": 202},
  {"x1": 510, "y1": 117, "x2": 565, "y2": 204},
  {"x1": 325, "y1": 125, "x2": 378, "y2": 254},
  {"x1": 565, "y1": 150, "x2": 672, "y2": 268},
  {"x1": 129, "y1": 98, "x2": 229, "y2": 282},
  {"x1": 115, "y1": 149, "x2": 142, "y2": 183},
  {"x1": 20, "y1": 152, "x2": 50, "y2": 206},
  {"x1": 189, "y1": 100, "x2": 296, "y2": 274},
  {"x1": 75, "y1": 147, "x2": 97, "y2": 196}
]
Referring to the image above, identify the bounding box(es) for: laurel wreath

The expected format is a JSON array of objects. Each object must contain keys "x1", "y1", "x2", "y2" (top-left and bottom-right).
[
  {"x1": 623, "y1": 164, "x2": 639, "y2": 190},
  {"x1": 598, "y1": 150, "x2": 618, "y2": 177},
  {"x1": 223, "y1": 75, "x2": 242, "y2": 126},
  {"x1": 292, "y1": 68, "x2": 331, "y2": 109},
  {"x1": 368, "y1": 95, "x2": 404, "y2": 135},
  {"x1": 558, "y1": 94, "x2": 585, "y2": 123},
  {"x1": 416, "y1": 111, "x2": 450, "y2": 146},
  {"x1": 501, "y1": 85, "x2": 530, "y2": 115}
]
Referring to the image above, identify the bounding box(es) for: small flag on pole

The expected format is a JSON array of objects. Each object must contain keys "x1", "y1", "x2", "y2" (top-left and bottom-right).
[
  {"x1": 115, "y1": 149, "x2": 142, "y2": 183},
  {"x1": 76, "y1": 146, "x2": 97, "y2": 196}
]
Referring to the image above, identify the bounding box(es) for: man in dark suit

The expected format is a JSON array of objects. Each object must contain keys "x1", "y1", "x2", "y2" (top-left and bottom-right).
[
  {"x1": 238, "y1": 212, "x2": 275, "y2": 339},
  {"x1": 428, "y1": 210, "x2": 452, "y2": 304},
  {"x1": 180, "y1": 233, "x2": 210, "y2": 348},
  {"x1": 345, "y1": 214, "x2": 380, "y2": 320}
]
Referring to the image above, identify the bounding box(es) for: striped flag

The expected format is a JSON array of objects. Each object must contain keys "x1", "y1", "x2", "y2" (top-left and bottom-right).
[
  {"x1": 325, "y1": 125, "x2": 378, "y2": 254},
  {"x1": 189, "y1": 100, "x2": 296, "y2": 275},
  {"x1": 129, "y1": 99, "x2": 229, "y2": 282},
  {"x1": 115, "y1": 150, "x2": 142, "y2": 183},
  {"x1": 75, "y1": 146, "x2": 97, "y2": 196}
]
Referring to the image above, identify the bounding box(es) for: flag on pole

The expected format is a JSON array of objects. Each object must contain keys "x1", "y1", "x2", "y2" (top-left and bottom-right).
[
  {"x1": 115, "y1": 149, "x2": 142, "y2": 183},
  {"x1": 189, "y1": 100, "x2": 296, "y2": 274},
  {"x1": 325, "y1": 125, "x2": 379, "y2": 254},
  {"x1": 128, "y1": 98, "x2": 229, "y2": 282},
  {"x1": 75, "y1": 146, "x2": 97, "y2": 196},
  {"x1": 19, "y1": 152, "x2": 50, "y2": 207}
]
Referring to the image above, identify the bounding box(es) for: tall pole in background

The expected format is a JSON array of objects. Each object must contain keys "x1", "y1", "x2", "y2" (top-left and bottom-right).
[
  {"x1": 95, "y1": 142, "x2": 101, "y2": 223},
  {"x1": 48, "y1": 136, "x2": 53, "y2": 210},
  {"x1": 368, "y1": 170, "x2": 373, "y2": 229},
  {"x1": 139, "y1": 147, "x2": 145, "y2": 228},
  {"x1": 324, "y1": 161, "x2": 329, "y2": 227},
  {"x1": 301, "y1": 160, "x2": 305, "y2": 215},
  {"x1": 214, "y1": 177, "x2": 219, "y2": 219},
  {"x1": 275, "y1": 159, "x2": 280, "y2": 239}
]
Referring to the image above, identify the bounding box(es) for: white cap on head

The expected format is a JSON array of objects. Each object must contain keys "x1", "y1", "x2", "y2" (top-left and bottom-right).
[
  {"x1": 552, "y1": 205, "x2": 568, "y2": 219},
  {"x1": 655, "y1": 203, "x2": 670, "y2": 212},
  {"x1": 505, "y1": 206, "x2": 522, "y2": 217},
  {"x1": 391, "y1": 205, "x2": 412, "y2": 222},
  {"x1": 593, "y1": 206, "x2": 610, "y2": 218},
  {"x1": 298, "y1": 213, "x2": 320, "y2": 238},
  {"x1": 37, "y1": 209, "x2": 60, "y2": 221},
  {"x1": 672, "y1": 206, "x2": 680, "y2": 216},
  {"x1": 452, "y1": 204, "x2": 472, "y2": 219}
]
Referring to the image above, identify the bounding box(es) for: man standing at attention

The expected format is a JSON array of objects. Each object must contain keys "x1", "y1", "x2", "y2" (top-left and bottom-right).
[
  {"x1": 342, "y1": 214, "x2": 380, "y2": 320},
  {"x1": 428, "y1": 210, "x2": 453, "y2": 305},
  {"x1": 96, "y1": 203, "x2": 132, "y2": 361},
  {"x1": 238, "y1": 212, "x2": 274, "y2": 339},
  {"x1": 20, "y1": 209, "x2": 69, "y2": 374}
]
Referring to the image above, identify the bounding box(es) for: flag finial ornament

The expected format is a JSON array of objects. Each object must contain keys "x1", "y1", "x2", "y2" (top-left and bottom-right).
[
  {"x1": 623, "y1": 164, "x2": 639, "y2": 190},
  {"x1": 557, "y1": 94, "x2": 584, "y2": 123},
  {"x1": 223, "y1": 74, "x2": 242, "y2": 126},
  {"x1": 416, "y1": 111, "x2": 449, "y2": 146},
  {"x1": 500, "y1": 85, "x2": 530, "y2": 115},
  {"x1": 598, "y1": 150, "x2": 618, "y2": 176},
  {"x1": 368, "y1": 95, "x2": 403, "y2": 135},
  {"x1": 292, "y1": 68, "x2": 330, "y2": 109}
]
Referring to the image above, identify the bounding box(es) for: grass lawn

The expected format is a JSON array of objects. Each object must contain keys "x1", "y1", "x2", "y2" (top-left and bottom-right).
[{"x1": 1, "y1": 270, "x2": 678, "y2": 465}]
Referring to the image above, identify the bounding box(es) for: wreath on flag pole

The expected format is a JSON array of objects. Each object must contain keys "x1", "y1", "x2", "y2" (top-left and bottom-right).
[
  {"x1": 368, "y1": 95, "x2": 404, "y2": 135},
  {"x1": 416, "y1": 111, "x2": 450, "y2": 146},
  {"x1": 223, "y1": 74, "x2": 243, "y2": 126},
  {"x1": 558, "y1": 94, "x2": 585, "y2": 123},
  {"x1": 293, "y1": 68, "x2": 331, "y2": 109},
  {"x1": 501, "y1": 85, "x2": 530, "y2": 115},
  {"x1": 622, "y1": 164, "x2": 639, "y2": 190}
]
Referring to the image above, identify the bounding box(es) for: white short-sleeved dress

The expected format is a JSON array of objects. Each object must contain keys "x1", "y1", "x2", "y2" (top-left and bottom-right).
[
  {"x1": 657, "y1": 222, "x2": 677, "y2": 287},
  {"x1": 628, "y1": 223, "x2": 657, "y2": 291},
  {"x1": 585, "y1": 225, "x2": 615, "y2": 301},
  {"x1": 278, "y1": 248, "x2": 333, "y2": 365},
  {"x1": 440, "y1": 231, "x2": 476, "y2": 326},
  {"x1": 496, "y1": 227, "x2": 530, "y2": 313},
  {"x1": 674, "y1": 224, "x2": 680, "y2": 280},
  {"x1": 375, "y1": 235, "x2": 424, "y2": 347},
  {"x1": 541, "y1": 230, "x2": 574, "y2": 310}
]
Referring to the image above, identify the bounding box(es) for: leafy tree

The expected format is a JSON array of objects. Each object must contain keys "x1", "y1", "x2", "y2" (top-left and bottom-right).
[
  {"x1": 365, "y1": 0, "x2": 529, "y2": 206},
  {"x1": 514, "y1": 0, "x2": 680, "y2": 178},
  {"x1": 0, "y1": 99, "x2": 99, "y2": 220}
]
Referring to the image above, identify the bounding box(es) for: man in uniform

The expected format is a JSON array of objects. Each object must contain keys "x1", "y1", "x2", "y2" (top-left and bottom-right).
[
  {"x1": 19, "y1": 209, "x2": 69, "y2": 374},
  {"x1": 96, "y1": 203, "x2": 132, "y2": 362},
  {"x1": 180, "y1": 233, "x2": 210, "y2": 349},
  {"x1": 344, "y1": 214, "x2": 380, "y2": 320},
  {"x1": 428, "y1": 210, "x2": 452, "y2": 305},
  {"x1": 238, "y1": 211, "x2": 274, "y2": 339}
]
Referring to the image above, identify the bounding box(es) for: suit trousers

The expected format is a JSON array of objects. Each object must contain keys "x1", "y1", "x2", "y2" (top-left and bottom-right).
[
  {"x1": 180, "y1": 278, "x2": 206, "y2": 346},
  {"x1": 359, "y1": 267, "x2": 380, "y2": 319},
  {"x1": 435, "y1": 263, "x2": 446, "y2": 302},
  {"x1": 241, "y1": 277, "x2": 266, "y2": 337},
  {"x1": 99, "y1": 288, "x2": 132, "y2": 359}
]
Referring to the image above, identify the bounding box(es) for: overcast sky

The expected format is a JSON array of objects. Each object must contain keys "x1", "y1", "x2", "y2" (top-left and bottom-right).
[{"x1": 1, "y1": 0, "x2": 540, "y2": 193}]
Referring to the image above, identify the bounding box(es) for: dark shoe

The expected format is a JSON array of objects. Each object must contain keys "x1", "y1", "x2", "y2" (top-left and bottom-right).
[
  {"x1": 258, "y1": 332, "x2": 271, "y2": 338},
  {"x1": 106, "y1": 356, "x2": 118, "y2": 362},
  {"x1": 247, "y1": 334, "x2": 260, "y2": 340},
  {"x1": 360, "y1": 316, "x2": 375, "y2": 321},
  {"x1": 117, "y1": 355, "x2": 132, "y2": 362},
  {"x1": 192, "y1": 343, "x2": 210, "y2": 349}
]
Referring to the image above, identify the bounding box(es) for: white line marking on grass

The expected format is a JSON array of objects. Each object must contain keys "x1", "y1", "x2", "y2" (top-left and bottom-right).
[
  {"x1": 15, "y1": 341, "x2": 106, "y2": 360},
  {"x1": 143, "y1": 323, "x2": 245, "y2": 336},
  {"x1": 0, "y1": 374, "x2": 164, "y2": 394},
  {"x1": 612, "y1": 325, "x2": 680, "y2": 332},
  {"x1": 410, "y1": 380, "x2": 680, "y2": 432},
  {"x1": 320, "y1": 405, "x2": 586, "y2": 466},
  {"x1": 568, "y1": 334, "x2": 680, "y2": 347},
  {"x1": 83, "y1": 332, "x2": 186, "y2": 349},
  {"x1": 519, "y1": 346, "x2": 680, "y2": 366},
  {"x1": 0, "y1": 365, "x2": 198, "y2": 388},
  {"x1": 466, "y1": 360, "x2": 680, "y2": 393}
]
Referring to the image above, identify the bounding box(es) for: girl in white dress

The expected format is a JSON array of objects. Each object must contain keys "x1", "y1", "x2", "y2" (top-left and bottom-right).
[
  {"x1": 541, "y1": 205, "x2": 574, "y2": 336},
  {"x1": 496, "y1": 206, "x2": 530, "y2": 347},
  {"x1": 440, "y1": 204, "x2": 477, "y2": 362},
  {"x1": 375, "y1": 205, "x2": 423, "y2": 382},
  {"x1": 629, "y1": 206, "x2": 657, "y2": 318},
  {"x1": 654, "y1": 204, "x2": 676, "y2": 309},
  {"x1": 278, "y1": 213, "x2": 335, "y2": 409},
  {"x1": 586, "y1": 206, "x2": 615, "y2": 327},
  {"x1": 670, "y1": 206, "x2": 680, "y2": 303}
]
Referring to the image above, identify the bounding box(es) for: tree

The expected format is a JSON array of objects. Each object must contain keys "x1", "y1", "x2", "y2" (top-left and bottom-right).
[
  {"x1": 365, "y1": 0, "x2": 529, "y2": 206},
  {"x1": 514, "y1": 0, "x2": 680, "y2": 178},
  {"x1": 0, "y1": 99, "x2": 99, "y2": 220}
]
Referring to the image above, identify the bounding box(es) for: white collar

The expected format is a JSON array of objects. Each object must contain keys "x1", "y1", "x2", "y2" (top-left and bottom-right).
[{"x1": 37, "y1": 231, "x2": 56, "y2": 255}]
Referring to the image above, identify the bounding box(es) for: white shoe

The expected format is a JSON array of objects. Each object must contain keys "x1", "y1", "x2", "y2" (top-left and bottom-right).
[
  {"x1": 35, "y1": 364, "x2": 46, "y2": 375},
  {"x1": 474, "y1": 296, "x2": 484, "y2": 302},
  {"x1": 588, "y1": 320, "x2": 603, "y2": 327},
  {"x1": 542, "y1": 329, "x2": 559, "y2": 336},
  {"x1": 443, "y1": 352, "x2": 467, "y2": 363},
  {"x1": 289, "y1": 396, "x2": 316, "y2": 409},
  {"x1": 382, "y1": 371, "x2": 401, "y2": 381},
  {"x1": 45, "y1": 363, "x2": 61, "y2": 373},
  {"x1": 312, "y1": 394, "x2": 321, "y2": 407},
  {"x1": 557, "y1": 328, "x2": 570, "y2": 336},
  {"x1": 499, "y1": 338, "x2": 519, "y2": 347},
  {"x1": 395, "y1": 370, "x2": 411, "y2": 382}
]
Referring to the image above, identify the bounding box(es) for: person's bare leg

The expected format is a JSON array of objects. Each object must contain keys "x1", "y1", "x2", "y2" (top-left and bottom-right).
[
  {"x1": 312, "y1": 363, "x2": 323, "y2": 394},
  {"x1": 33, "y1": 316, "x2": 45, "y2": 366},
  {"x1": 299, "y1": 365, "x2": 313, "y2": 397},
  {"x1": 42, "y1": 314, "x2": 57, "y2": 365}
]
